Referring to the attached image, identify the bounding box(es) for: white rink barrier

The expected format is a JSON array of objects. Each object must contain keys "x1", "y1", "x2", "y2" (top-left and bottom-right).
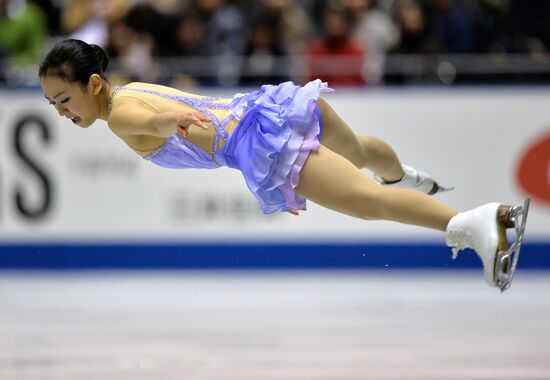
[{"x1": 1, "y1": 87, "x2": 549, "y2": 243}]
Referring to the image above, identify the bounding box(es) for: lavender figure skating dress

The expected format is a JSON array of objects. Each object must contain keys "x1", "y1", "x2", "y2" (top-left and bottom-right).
[{"x1": 115, "y1": 80, "x2": 334, "y2": 214}]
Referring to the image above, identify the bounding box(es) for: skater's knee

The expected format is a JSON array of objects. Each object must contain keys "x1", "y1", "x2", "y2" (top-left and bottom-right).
[{"x1": 359, "y1": 136, "x2": 383, "y2": 165}]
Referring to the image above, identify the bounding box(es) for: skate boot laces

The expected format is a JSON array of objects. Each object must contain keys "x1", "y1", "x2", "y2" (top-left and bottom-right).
[
  {"x1": 447, "y1": 229, "x2": 478, "y2": 260},
  {"x1": 446, "y1": 202, "x2": 501, "y2": 288}
]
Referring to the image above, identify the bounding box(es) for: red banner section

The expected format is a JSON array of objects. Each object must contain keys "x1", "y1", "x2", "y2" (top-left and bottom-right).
[{"x1": 517, "y1": 131, "x2": 550, "y2": 204}]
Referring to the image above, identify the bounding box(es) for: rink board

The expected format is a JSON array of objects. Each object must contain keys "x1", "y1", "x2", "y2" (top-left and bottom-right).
[
  {"x1": 1, "y1": 87, "x2": 549, "y2": 268},
  {"x1": 0, "y1": 242, "x2": 549, "y2": 269}
]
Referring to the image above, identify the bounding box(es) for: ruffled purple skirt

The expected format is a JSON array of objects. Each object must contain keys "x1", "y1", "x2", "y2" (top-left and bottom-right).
[{"x1": 223, "y1": 79, "x2": 334, "y2": 214}]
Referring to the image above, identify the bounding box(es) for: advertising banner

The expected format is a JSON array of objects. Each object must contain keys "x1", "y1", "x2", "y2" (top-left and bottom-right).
[{"x1": 1, "y1": 87, "x2": 549, "y2": 245}]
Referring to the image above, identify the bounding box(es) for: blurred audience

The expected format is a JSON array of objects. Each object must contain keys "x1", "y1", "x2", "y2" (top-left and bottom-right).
[
  {"x1": 506, "y1": 0, "x2": 550, "y2": 55},
  {"x1": 424, "y1": 0, "x2": 474, "y2": 53},
  {"x1": 240, "y1": 19, "x2": 290, "y2": 86},
  {"x1": 306, "y1": 8, "x2": 365, "y2": 85},
  {"x1": 390, "y1": 0, "x2": 440, "y2": 54},
  {"x1": 261, "y1": 0, "x2": 313, "y2": 54},
  {"x1": 0, "y1": 0, "x2": 47, "y2": 66},
  {"x1": 61, "y1": 0, "x2": 127, "y2": 47},
  {"x1": 2, "y1": 0, "x2": 550, "y2": 86},
  {"x1": 343, "y1": 0, "x2": 399, "y2": 84}
]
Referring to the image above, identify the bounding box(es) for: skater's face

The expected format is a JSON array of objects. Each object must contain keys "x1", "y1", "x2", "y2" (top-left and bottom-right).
[{"x1": 40, "y1": 74, "x2": 105, "y2": 129}]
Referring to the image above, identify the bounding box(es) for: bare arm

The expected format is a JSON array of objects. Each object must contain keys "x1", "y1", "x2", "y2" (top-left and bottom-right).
[{"x1": 109, "y1": 101, "x2": 211, "y2": 138}]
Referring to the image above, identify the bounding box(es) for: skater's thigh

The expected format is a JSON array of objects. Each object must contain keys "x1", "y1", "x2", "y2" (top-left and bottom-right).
[
  {"x1": 317, "y1": 98, "x2": 364, "y2": 161},
  {"x1": 296, "y1": 144, "x2": 380, "y2": 218}
]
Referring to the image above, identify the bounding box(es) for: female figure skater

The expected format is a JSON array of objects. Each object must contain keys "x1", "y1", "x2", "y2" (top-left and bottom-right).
[{"x1": 39, "y1": 39, "x2": 529, "y2": 291}]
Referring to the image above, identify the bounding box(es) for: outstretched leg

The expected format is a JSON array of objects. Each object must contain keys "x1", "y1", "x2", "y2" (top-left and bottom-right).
[
  {"x1": 317, "y1": 97, "x2": 404, "y2": 182},
  {"x1": 310, "y1": 101, "x2": 529, "y2": 291},
  {"x1": 295, "y1": 145, "x2": 457, "y2": 231},
  {"x1": 296, "y1": 145, "x2": 530, "y2": 291}
]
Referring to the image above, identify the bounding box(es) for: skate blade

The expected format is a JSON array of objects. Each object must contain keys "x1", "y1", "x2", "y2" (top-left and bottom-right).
[
  {"x1": 436, "y1": 185, "x2": 454, "y2": 193},
  {"x1": 494, "y1": 199, "x2": 531, "y2": 292},
  {"x1": 429, "y1": 184, "x2": 455, "y2": 195}
]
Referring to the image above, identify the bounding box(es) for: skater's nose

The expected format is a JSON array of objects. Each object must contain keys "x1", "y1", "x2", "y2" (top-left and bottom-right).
[{"x1": 55, "y1": 103, "x2": 68, "y2": 117}]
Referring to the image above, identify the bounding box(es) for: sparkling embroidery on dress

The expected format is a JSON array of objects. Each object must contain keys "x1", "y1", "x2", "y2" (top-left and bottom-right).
[{"x1": 114, "y1": 86, "x2": 231, "y2": 149}]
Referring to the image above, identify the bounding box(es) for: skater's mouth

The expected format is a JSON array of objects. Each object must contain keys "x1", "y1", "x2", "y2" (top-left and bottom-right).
[{"x1": 67, "y1": 116, "x2": 81, "y2": 125}]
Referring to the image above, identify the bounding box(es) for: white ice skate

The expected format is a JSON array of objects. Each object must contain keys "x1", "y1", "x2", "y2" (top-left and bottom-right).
[
  {"x1": 375, "y1": 164, "x2": 454, "y2": 195},
  {"x1": 446, "y1": 199, "x2": 530, "y2": 292}
]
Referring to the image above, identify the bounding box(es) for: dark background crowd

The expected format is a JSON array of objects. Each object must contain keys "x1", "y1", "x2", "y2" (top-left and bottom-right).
[{"x1": 1, "y1": 0, "x2": 550, "y2": 87}]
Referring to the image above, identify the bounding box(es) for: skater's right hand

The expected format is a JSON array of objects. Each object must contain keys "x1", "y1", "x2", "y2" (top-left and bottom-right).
[
  {"x1": 288, "y1": 207, "x2": 307, "y2": 216},
  {"x1": 110, "y1": 103, "x2": 211, "y2": 139},
  {"x1": 175, "y1": 111, "x2": 211, "y2": 137}
]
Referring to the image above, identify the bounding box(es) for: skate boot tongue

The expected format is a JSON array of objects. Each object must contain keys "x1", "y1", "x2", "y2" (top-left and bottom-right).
[{"x1": 446, "y1": 203, "x2": 500, "y2": 287}]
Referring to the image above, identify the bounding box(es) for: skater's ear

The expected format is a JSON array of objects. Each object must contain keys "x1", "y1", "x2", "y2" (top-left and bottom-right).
[{"x1": 88, "y1": 74, "x2": 104, "y2": 96}]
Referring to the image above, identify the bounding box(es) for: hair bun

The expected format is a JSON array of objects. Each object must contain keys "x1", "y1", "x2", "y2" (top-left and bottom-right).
[{"x1": 90, "y1": 44, "x2": 109, "y2": 72}]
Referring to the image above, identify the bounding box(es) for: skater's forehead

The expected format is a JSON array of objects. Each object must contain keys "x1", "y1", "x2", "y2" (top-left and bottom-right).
[
  {"x1": 41, "y1": 75, "x2": 76, "y2": 99},
  {"x1": 45, "y1": 91, "x2": 66, "y2": 100}
]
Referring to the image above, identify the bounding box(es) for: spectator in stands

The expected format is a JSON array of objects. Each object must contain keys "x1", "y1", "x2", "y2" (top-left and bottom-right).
[
  {"x1": 4, "y1": 0, "x2": 550, "y2": 86},
  {"x1": 61, "y1": 0, "x2": 127, "y2": 47},
  {"x1": 33, "y1": 0, "x2": 61, "y2": 35},
  {"x1": 505, "y1": 0, "x2": 550, "y2": 56},
  {"x1": 470, "y1": 0, "x2": 507, "y2": 53},
  {"x1": 424, "y1": 0, "x2": 474, "y2": 53},
  {"x1": 390, "y1": 0, "x2": 440, "y2": 54},
  {"x1": 170, "y1": 11, "x2": 209, "y2": 57},
  {"x1": 147, "y1": 0, "x2": 188, "y2": 18},
  {"x1": 0, "y1": 0, "x2": 47, "y2": 66},
  {"x1": 343, "y1": 0, "x2": 399, "y2": 84},
  {"x1": 240, "y1": 19, "x2": 290, "y2": 86},
  {"x1": 212, "y1": 0, "x2": 248, "y2": 55},
  {"x1": 167, "y1": 11, "x2": 213, "y2": 87},
  {"x1": 306, "y1": 8, "x2": 365, "y2": 85},
  {"x1": 105, "y1": 3, "x2": 162, "y2": 84},
  {"x1": 261, "y1": 0, "x2": 313, "y2": 55},
  {"x1": 192, "y1": 0, "x2": 248, "y2": 85},
  {"x1": 124, "y1": 3, "x2": 163, "y2": 48}
]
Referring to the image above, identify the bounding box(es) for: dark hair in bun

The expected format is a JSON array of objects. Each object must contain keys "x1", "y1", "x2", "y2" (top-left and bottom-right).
[
  {"x1": 90, "y1": 43, "x2": 109, "y2": 72},
  {"x1": 39, "y1": 39, "x2": 110, "y2": 86}
]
